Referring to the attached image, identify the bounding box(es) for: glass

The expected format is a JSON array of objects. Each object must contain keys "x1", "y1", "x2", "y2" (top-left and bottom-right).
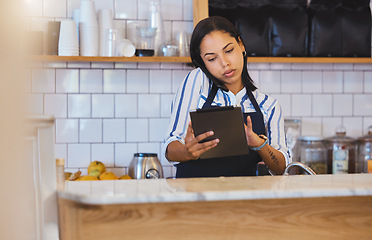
[
  {"x1": 356, "y1": 126, "x2": 372, "y2": 173},
  {"x1": 104, "y1": 28, "x2": 117, "y2": 57},
  {"x1": 324, "y1": 126, "x2": 357, "y2": 174},
  {"x1": 298, "y1": 136, "x2": 327, "y2": 174},
  {"x1": 284, "y1": 118, "x2": 301, "y2": 162},
  {"x1": 56, "y1": 158, "x2": 65, "y2": 191}
]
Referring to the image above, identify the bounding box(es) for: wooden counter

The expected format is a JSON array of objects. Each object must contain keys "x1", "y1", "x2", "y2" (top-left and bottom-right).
[{"x1": 58, "y1": 174, "x2": 372, "y2": 240}]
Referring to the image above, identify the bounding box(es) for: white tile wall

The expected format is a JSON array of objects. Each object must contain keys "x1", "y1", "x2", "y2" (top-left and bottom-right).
[
  {"x1": 92, "y1": 94, "x2": 115, "y2": 118},
  {"x1": 56, "y1": 69, "x2": 79, "y2": 93},
  {"x1": 68, "y1": 94, "x2": 91, "y2": 117},
  {"x1": 79, "y1": 119, "x2": 102, "y2": 142},
  {"x1": 27, "y1": 0, "x2": 372, "y2": 178},
  {"x1": 103, "y1": 70, "x2": 126, "y2": 93},
  {"x1": 103, "y1": 119, "x2": 126, "y2": 142}
]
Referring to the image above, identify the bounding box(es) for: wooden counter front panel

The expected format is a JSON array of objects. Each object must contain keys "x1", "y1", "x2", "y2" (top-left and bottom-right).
[{"x1": 58, "y1": 196, "x2": 372, "y2": 240}]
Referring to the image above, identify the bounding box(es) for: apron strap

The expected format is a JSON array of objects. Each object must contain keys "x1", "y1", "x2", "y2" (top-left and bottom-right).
[
  {"x1": 202, "y1": 83, "x2": 219, "y2": 108},
  {"x1": 246, "y1": 90, "x2": 261, "y2": 114}
]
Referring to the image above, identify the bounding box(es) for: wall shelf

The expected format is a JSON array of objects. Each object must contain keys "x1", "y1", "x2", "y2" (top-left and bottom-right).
[
  {"x1": 32, "y1": 55, "x2": 192, "y2": 63},
  {"x1": 32, "y1": 55, "x2": 372, "y2": 64}
]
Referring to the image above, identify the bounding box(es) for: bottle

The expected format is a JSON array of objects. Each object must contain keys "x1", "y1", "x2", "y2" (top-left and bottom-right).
[
  {"x1": 56, "y1": 158, "x2": 65, "y2": 191},
  {"x1": 149, "y1": 0, "x2": 164, "y2": 56}
]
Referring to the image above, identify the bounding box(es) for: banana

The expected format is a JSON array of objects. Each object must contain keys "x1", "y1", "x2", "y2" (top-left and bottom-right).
[{"x1": 69, "y1": 170, "x2": 82, "y2": 181}]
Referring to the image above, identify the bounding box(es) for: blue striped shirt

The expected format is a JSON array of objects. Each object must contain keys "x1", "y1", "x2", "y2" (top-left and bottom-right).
[{"x1": 164, "y1": 68, "x2": 291, "y2": 166}]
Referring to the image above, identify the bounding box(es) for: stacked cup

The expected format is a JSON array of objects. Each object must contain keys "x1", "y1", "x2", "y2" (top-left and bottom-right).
[
  {"x1": 58, "y1": 20, "x2": 79, "y2": 56},
  {"x1": 72, "y1": 9, "x2": 80, "y2": 42},
  {"x1": 98, "y1": 9, "x2": 114, "y2": 56},
  {"x1": 79, "y1": 0, "x2": 98, "y2": 56}
]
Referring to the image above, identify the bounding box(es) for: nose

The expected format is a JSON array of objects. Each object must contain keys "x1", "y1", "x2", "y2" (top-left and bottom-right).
[{"x1": 219, "y1": 54, "x2": 230, "y2": 67}]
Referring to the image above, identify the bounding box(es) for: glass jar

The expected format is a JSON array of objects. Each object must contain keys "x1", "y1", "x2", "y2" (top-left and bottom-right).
[
  {"x1": 284, "y1": 119, "x2": 301, "y2": 162},
  {"x1": 356, "y1": 126, "x2": 372, "y2": 173},
  {"x1": 56, "y1": 158, "x2": 65, "y2": 191},
  {"x1": 298, "y1": 136, "x2": 327, "y2": 174},
  {"x1": 324, "y1": 126, "x2": 357, "y2": 174}
]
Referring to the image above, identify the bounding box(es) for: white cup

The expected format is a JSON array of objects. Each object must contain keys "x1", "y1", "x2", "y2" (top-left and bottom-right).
[
  {"x1": 79, "y1": 0, "x2": 98, "y2": 27},
  {"x1": 177, "y1": 31, "x2": 189, "y2": 57},
  {"x1": 103, "y1": 28, "x2": 118, "y2": 57},
  {"x1": 98, "y1": 9, "x2": 114, "y2": 56},
  {"x1": 98, "y1": 9, "x2": 113, "y2": 28},
  {"x1": 79, "y1": 23, "x2": 98, "y2": 56},
  {"x1": 117, "y1": 39, "x2": 136, "y2": 57},
  {"x1": 58, "y1": 20, "x2": 79, "y2": 56},
  {"x1": 73, "y1": 9, "x2": 80, "y2": 40}
]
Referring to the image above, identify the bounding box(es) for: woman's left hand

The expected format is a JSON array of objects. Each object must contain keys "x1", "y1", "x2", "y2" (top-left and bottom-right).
[
  {"x1": 245, "y1": 115, "x2": 285, "y2": 174},
  {"x1": 244, "y1": 116, "x2": 265, "y2": 148}
]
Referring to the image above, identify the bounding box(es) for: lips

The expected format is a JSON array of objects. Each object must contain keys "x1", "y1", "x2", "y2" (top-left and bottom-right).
[{"x1": 223, "y1": 69, "x2": 235, "y2": 78}]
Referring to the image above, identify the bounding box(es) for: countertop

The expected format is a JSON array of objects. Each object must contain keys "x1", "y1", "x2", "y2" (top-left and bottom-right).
[{"x1": 58, "y1": 174, "x2": 372, "y2": 205}]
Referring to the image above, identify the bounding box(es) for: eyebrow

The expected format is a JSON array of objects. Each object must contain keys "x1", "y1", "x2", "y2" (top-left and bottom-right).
[{"x1": 203, "y1": 42, "x2": 233, "y2": 57}]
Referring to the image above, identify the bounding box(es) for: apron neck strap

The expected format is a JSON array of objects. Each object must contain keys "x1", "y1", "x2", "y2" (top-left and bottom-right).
[{"x1": 202, "y1": 83, "x2": 219, "y2": 108}]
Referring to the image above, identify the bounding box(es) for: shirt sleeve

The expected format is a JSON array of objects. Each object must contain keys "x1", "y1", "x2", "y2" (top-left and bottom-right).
[
  {"x1": 163, "y1": 69, "x2": 205, "y2": 157},
  {"x1": 264, "y1": 98, "x2": 292, "y2": 167}
]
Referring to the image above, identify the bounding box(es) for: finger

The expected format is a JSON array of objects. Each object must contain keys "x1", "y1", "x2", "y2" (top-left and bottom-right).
[
  {"x1": 245, "y1": 116, "x2": 252, "y2": 131},
  {"x1": 188, "y1": 138, "x2": 219, "y2": 158},
  {"x1": 194, "y1": 130, "x2": 214, "y2": 143},
  {"x1": 185, "y1": 122, "x2": 195, "y2": 143},
  {"x1": 193, "y1": 140, "x2": 219, "y2": 157}
]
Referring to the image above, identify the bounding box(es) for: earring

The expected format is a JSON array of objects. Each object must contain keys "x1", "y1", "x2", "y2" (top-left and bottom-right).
[{"x1": 243, "y1": 51, "x2": 247, "y2": 57}]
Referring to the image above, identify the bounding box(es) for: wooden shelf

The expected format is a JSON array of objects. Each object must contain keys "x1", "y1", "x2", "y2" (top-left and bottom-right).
[
  {"x1": 32, "y1": 55, "x2": 372, "y2": 64},
  {"x1": 32, "y1": 55, "x2": 192, "y2": 63}
]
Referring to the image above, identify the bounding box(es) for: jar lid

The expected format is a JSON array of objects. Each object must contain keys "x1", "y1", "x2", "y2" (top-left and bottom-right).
[
  {"x1": 324, "y1": 126, "x2": 356, "y2": 143},
  {"x1": 298, "y1": 136, "x2": 323, "y2": 142},
  {"x1": 134, "y1": 153, "x2": 158, "y2": 157},
  {"x1": 357, "y1": 126, "x2": 372, "y2": 142},
  {"x1": 56, "y1": 158, "x2": 65, "y2": 166},
  {"x1": 284, "y1": 118, "x2": 301, "y2": 123}
]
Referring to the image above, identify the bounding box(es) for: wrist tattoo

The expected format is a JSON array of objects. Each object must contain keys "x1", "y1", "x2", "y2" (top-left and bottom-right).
[{"x1": 268, "y1": 149, "x2": 279, "y2": 166}]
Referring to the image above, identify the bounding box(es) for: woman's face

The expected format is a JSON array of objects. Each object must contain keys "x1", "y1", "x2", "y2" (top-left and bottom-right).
[{"x1": 199, "y1": 30, "x2": 245, "y2": 93}]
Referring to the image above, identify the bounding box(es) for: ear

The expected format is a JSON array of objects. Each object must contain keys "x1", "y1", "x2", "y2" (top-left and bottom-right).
[{"x1": 237, "y1": 36, "x2": 245, "y2": 53}]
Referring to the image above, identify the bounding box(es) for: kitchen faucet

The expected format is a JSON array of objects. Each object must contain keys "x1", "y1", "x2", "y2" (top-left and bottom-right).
[{"x1": 283, "y1": 162, "x2": 317, "y2": 176}]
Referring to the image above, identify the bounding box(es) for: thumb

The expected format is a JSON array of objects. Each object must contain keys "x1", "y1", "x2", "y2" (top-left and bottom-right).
[
  {"x1": 245, "y1": 115, "x2": 253, "y2": 132},
  {"x1": 185, "y1": 121, "x2": 194, "y2": 143}
]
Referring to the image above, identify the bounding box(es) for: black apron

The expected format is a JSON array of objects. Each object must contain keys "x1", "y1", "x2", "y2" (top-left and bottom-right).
[{"x1": 176, "y1": 84, "x2": 266, "y2": 178}]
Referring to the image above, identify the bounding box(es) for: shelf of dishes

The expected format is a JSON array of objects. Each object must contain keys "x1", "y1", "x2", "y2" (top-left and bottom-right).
[{"x1": 32, "y1": 55, "x2": 372, "y2": 64}]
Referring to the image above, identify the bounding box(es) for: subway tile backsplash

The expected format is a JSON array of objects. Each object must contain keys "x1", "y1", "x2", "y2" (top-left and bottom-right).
[{"x1": 27, "y1": 0, "x2": 372, "y2": 178}]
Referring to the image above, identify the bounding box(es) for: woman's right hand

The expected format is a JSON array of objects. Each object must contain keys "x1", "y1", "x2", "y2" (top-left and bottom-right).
[{"x1": 183, "y1": 122, "x2": 219, "y2": 160}]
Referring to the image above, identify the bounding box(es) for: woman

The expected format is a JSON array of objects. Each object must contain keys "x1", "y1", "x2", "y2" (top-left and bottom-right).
[{"x1": 164, "y1": 16, "x2": 290, "y2": 178}]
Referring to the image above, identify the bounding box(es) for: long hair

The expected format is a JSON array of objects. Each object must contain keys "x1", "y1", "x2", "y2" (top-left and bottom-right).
[{"x1": 190, "y1": 16, "x2": 257, "y2": 92}]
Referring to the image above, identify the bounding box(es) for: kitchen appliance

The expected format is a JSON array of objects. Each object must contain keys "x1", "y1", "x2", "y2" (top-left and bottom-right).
[
  {"x1": 324, "y1": 126, "x2": 357, "y2": 174},
  {"x1": 297, "y1": 136, "x2": 327, "y2": 174},
  {"x1": 135, "y1": 27, "x2": 156, "y2": 56},
  {"x1": 128, "y1": 153, "x2": 164, "y2": 179},
  {"x1": 356, "y1": 126, "x2": 372, "y2": 173}
]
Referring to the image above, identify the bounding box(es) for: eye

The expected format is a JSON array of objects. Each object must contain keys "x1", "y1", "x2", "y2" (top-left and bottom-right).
[
  {"x1": 207, "y1": 57, "x2": 216, "y2": 62},
  {"x1": 225, "y1": 48, "x2": 234, "y2": 54}
]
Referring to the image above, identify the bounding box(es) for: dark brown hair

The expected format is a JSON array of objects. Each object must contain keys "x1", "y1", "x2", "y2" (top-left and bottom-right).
[{"x1": 190, "y1": 16, "x2": 257, "y2": 92}]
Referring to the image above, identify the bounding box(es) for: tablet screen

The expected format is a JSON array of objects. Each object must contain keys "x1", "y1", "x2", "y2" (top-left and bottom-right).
[{"x1": 190, "y1": 106, "x2": 249, "y2": 159}]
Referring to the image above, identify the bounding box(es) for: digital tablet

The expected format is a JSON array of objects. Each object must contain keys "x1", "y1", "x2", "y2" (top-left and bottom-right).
[{"x1": 190, "y1": 106, "x2": 249, "y2": 159}]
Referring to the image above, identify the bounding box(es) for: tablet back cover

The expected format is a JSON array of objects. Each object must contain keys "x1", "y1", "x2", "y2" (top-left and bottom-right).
[{"x1": 190, "y1": 106, "x2": 249, "y2": 159}]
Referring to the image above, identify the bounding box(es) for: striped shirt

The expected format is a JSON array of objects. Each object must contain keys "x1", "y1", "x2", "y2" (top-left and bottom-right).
[{"x1": 164, "y1": 68, "x2": 291, "y2": 166}]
